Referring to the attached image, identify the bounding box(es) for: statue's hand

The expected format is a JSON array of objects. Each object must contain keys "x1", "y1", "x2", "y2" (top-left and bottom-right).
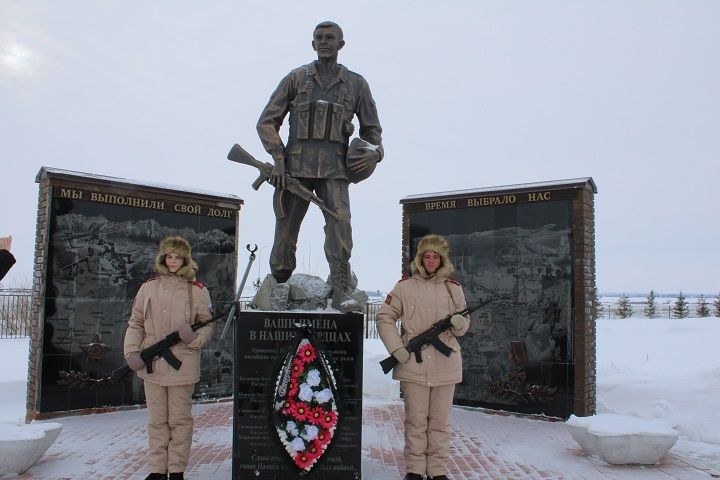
[{"x1": 270, "y1": 156, "x2": 286, "y2": 189}]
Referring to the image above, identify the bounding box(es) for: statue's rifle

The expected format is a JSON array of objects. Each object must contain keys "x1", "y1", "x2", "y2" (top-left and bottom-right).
[
  {"x1": 227, "y1": 143, "x2": 339, "y2": 221},
  {"x1": 379, "y1": 298, "x2": 494, "y2": 375}
]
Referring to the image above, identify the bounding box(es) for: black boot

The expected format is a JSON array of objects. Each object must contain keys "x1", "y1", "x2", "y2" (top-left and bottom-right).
[
  {"x1": 168, "y1": 473, "x2": 184, "y2": 480},
  {"x1": 429, "y1": 476, "x2": 449, "y2": 480},
  {"x1": 144, "y1": 474, "x2": 167, "y2": 480},
  {"x1": 404, "y1": 474, "x2": 424, "y2": 480}
]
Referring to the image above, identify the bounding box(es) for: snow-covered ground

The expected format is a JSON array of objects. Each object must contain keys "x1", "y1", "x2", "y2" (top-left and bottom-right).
[
  {"x1": 1, "y1": 317, "x2": 719, "y2": 471},
  {"x1": 0, "y1": 337, "x2": 30, "y2": 425},
  {"x1": 596, "y1": 317, "x2": 720, "y2": 469}
]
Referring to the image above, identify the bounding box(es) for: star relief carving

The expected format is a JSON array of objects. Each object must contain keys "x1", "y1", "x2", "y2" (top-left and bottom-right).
[{"x1": 81, "y1": 334, "x2": 111, "y2": 363}]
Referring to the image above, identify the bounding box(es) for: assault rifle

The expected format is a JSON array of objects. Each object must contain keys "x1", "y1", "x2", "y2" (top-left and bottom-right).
[
  {"x1": 227, "y1": 143, "x2": 340, "y2": 221},
  {"x1": 109, "y1": 307, "x2": 231, "y2": 383},
  {"x1": 379, "y1": 298, "x2": 493, "y2": 375}
]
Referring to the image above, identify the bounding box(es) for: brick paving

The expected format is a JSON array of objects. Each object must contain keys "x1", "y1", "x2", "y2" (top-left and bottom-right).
[{"x1": 12, "y1": 400, "x2": 719, "y2": 480}]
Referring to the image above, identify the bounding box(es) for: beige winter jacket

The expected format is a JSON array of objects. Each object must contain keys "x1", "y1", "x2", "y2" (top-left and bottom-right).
[
  {"x1": 124, "y1": 274, "x2": 213, "y2": 386},
  {"x1": 377, "y1": 273, "x2": 469, "y2": 386}
]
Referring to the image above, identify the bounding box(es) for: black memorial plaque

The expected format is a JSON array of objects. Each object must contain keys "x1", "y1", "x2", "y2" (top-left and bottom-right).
[{"x1": 233, "y1": 311, "x2": 363, "y2": 480}]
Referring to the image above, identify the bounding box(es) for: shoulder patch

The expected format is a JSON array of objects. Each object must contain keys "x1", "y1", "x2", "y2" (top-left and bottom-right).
[
  {"x1": 143, "y1": 276, "x2": 158, "y2": 284},
  {"x1": 384, "y1": 294, "x2": 393, "y2": 305},
  {"x1": 192, "y1": 280, "x2": 206, "y2": 289},
  {"x1": 447, "y1": 279, "x2": 461, "y2": 286}
]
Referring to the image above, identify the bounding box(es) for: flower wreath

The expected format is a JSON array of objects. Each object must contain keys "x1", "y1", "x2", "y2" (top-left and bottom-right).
[{"x1": 273, "y1": 333, "x2": 339, "y2": 472}]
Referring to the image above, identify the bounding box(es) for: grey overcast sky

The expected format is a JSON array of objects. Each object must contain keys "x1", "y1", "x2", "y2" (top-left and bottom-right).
[{"x1": 1, "y1": 1, "x2": 718, "y2": 294}]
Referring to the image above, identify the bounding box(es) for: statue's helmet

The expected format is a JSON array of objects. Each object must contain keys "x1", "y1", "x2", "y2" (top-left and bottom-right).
[{"x1": 345, "y1": 137, "x2": 378, "y2": 184}]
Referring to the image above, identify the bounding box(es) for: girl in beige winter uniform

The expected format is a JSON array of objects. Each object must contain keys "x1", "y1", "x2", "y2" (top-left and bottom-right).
[
  {"x1": 124, "y1": 237, "x2": 213, "y2": 480},
  {"x1": 377, "y1": 234, "x2": 470, "y2": 480}
]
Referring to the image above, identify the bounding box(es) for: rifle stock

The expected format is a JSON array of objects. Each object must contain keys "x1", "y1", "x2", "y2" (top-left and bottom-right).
[
  {"x1": 227, "y1": 143, "x2": 340, "y2": 220},
  {"x1": 228, "y1": 144, "x2": 273, "y2": 191}
]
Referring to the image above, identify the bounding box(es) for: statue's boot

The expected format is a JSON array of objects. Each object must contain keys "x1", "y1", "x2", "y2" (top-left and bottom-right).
[{"x1": 330, "y1": 262, "x2": 361, "y2": 312}]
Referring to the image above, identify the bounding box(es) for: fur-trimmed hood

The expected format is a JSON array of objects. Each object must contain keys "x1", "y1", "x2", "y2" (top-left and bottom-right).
[
  {"x1": 410, "y1": 234, "x2": 454, "y2": 280},
  {"x1": 154, "y1": 236, "x2": 197, "y2": 280}
]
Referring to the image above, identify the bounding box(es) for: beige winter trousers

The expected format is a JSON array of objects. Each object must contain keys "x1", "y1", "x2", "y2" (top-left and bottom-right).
[
  {"x1": 401, "y1": 382, "x2": 455, "y2": 477},
  {"x1": 144, "y1": 382, "x2": 195, "y2": 474}
]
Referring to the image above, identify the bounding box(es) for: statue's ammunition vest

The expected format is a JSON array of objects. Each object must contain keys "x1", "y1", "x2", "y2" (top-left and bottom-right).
[{"x1": 288, "y1": 67, "x2": 354, "y2": 145}]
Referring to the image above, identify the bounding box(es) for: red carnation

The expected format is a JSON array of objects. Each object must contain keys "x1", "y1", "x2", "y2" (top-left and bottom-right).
[
  {"x1": 294, "y1": 449, "x2": 318, "y2": 469},
  {"x1": 297, "y1": 343, "x2": 317, "y2": 364},
  {"x1": 287, "y1": 401, "x2": 313, "y2": 422},
  {"x1": 317, "y1": 409, "x2": 338, "y2": 429},
  {"x1": 306, "y1": 406, "x2": 326, "y2": 426},
  {"x1": 291, "y1": 358, "x2": 305, "y2": 379},
  {"x1": 308, "y1": 442, "x2": 320, "y2": 456},
  {"x1": 281, "y1": 398, "x2": 296, "y2": 416},
  {"x1": 315, "y1": 429, "x2": 333, "y2": 446},
  {"x1": 287, "y1": 380, "x2": 299, "y2": 398}
]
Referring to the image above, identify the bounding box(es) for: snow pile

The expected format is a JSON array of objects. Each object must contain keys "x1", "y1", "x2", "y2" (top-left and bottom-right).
[
  {"x1": 0, "y1": 422, "x2": 49, "y2": 441},
  {"x1": 597, "y1": 317, "x2": 720, "y2": 448},
  {"x1": 566, "y1": 414, "x2": 678, "y2": 465},
  {"x1": 596, "y1": 317, "x2": 720, "y2": 469},
  {"x1": 567, "y1": 413, "x2": 677, "y2": 436}
]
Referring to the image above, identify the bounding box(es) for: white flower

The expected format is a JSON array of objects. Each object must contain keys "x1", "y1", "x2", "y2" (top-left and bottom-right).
[
  {"x1": 301, "y1": 425, "x2": 319, "y2": 441},
  {"x1": 286, "y1": 421, "x2": 299, "y2": 437},
  {"x1": 314, "y1": 388, "x2": 333, "y2": 404},
  {"x1": 289, "y1": 437, "x2": 305, "y2": 453},
  {"x1": 306, "y1": 369, "x2": 321, "y2": 387},
  {"x1": 298, "y1": 383, "x2": 314, "y2": 402}
]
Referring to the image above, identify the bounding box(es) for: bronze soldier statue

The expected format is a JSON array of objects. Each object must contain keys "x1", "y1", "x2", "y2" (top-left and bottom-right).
[{"x1": 257, "y1": 21, "x2": 383, "y2": 309}]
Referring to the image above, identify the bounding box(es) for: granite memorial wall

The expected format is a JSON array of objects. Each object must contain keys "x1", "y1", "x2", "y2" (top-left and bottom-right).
[
  {"x1": 28, "y1": 167, "x2": 243, "y2": 418},
  {"x1": 400, "y1": 178, "x2": 597, "y2": 418}
]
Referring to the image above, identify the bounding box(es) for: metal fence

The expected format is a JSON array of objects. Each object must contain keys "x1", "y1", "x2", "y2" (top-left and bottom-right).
[
  {"x1": 364, "y1": 302, "x2": 382, "y2": 339},
  {"x1": 0, "y1": 289, "x2": 32, "y2": 338}
]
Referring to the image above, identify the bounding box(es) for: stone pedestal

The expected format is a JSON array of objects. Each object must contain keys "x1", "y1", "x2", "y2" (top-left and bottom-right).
[{"x1": 233, "y1": 311, "x2": 363, "y2": 479}]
